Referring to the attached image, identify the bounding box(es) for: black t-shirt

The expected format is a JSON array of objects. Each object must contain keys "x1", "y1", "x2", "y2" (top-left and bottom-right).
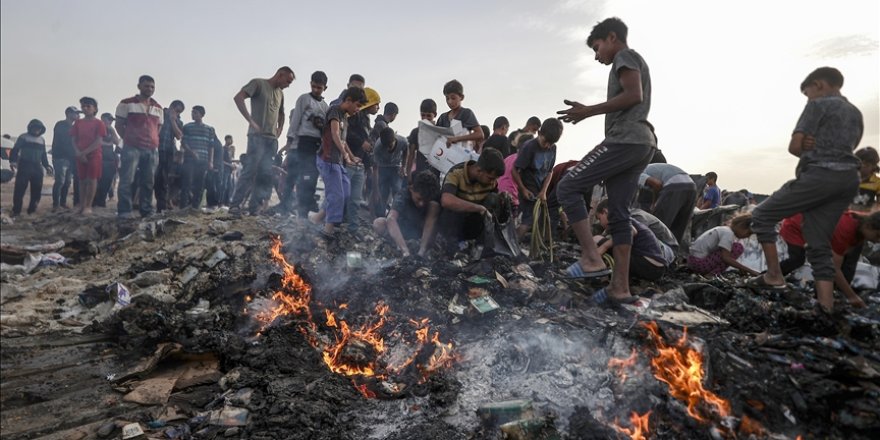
[
  {"x1": 346, "y1": 110, "x2": 372, "y2": 165},
  {"x1": 483, "y1": 134, "x2": 511, "y2": 157},
  {"x1": 408, "y1": 126, "x2": 433, "y2": 175},
  {"x1": 391, "y1": 186, "x2": 438, "y2": 233},
  {"x1": 437, "y1": 108, "x2": 479, "y2": 130}
]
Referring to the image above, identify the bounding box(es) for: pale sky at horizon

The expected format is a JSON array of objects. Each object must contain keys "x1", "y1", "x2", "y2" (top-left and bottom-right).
[{"x1": 2, "y1": 0, "x2": 877, "y2": 195}]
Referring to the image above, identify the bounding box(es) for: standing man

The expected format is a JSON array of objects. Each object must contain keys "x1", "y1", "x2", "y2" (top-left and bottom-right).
[
  {"x1": 115, "y1": 75, "x2": 164, "y2": 219},
  {"x1": 51, "y1": 106, "x2": 80, "y2": 211},
  {"x1": 156, "y1": 100, "x2": 184, "y2": 212},
  {"x1": 638, "y1": 162, "x2": 697, "y2": 245},
  {"x1": 229, "y1": 66, "x2": 295, "y2": 215},
  {"x1": 556, "y1": 17, "x2": 656, "y2": 305},
  {"x1": 220, "y1": 135, "x2": 236, "y2": 206}
]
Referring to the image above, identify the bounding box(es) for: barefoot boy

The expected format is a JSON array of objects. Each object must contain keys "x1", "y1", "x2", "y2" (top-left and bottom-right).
[{"x1": 70, "y1": 97, "x2": 107, "y2": 214}]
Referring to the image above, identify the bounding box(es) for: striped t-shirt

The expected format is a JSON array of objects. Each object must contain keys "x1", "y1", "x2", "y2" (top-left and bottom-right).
[{"x1": 115, "y1": 96, "x2": 163, "y2": 149}]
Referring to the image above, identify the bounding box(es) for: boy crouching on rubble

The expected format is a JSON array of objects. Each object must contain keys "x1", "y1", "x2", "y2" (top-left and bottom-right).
[
  {"x1": 373, "y1": 170, "x2": 441, "y2": 257},
  {"x1": 687, "y1": 213, "x2": 760, "y2": 277},
  {"x1": 438, "y1": 148, "x2": 506, "y2": 246},
  {"x1": 749, "y1": 67, "x2": 863, "y2": 313}
]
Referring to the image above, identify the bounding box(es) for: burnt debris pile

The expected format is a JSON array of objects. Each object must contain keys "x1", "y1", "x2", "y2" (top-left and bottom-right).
[{"x1": 1, "y1": 213, "x2": 878, "y2": 439}]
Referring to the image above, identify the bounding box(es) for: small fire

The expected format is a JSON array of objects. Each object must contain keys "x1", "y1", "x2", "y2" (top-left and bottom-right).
[
  {"x1": 643, "y1": 321, "x2": 730, "y2": 423},
  {"x1": 256, "y1": 236, "x2": 459, "y2": 397},
  {"x1": 608, "y1": 348, "x2": 638, "y2": 383},
  {"x1": 739, "y1": 415, "x2": 766, "y2": 437},
  {"x1": 614, "y1": 411, "x2": 651, "y2": 440}
]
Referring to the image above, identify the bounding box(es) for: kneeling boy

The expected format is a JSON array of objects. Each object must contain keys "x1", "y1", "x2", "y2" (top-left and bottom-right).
[{"x1": 373, "y1": 170, "x2": 441, "y2": 257}]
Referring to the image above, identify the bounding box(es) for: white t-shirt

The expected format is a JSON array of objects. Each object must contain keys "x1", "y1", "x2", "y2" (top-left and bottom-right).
[{"x1": 689, "y1": 226, "x2": 736, "y2": 258}]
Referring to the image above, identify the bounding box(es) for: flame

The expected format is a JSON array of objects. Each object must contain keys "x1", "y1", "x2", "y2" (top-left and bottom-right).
[
  {"x1": 256, "y1": 236, "x2": 459, "y2": 397},
  {"x1": 608, "y1": 348, "x2": 638, "y2": 383},
  {"x1": 739, "y1": 415, "x2": 765, "y2": 436},
  {"x1": 643, "y1": 322, "x2": 730, "y2": 423},
  {"x1": 614, "y1": 411, "x2": 651, "y2": 440}
]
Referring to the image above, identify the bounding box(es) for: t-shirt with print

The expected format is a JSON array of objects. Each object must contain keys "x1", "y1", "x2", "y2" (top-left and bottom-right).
[
  {"x1": 794, "y1": 95, "x2": 863, "y2": 172},
  {"x1": 241, "y1": 78, "x2": 284, "y2": 138},
  {"x1": 182, "y1": 122, "x2": 218, "y2": 163},
  {"x1": 779, "y1": 211, "x2": 861, "y2": 255},
  {"x1": 116, "y1": 96, "x2": 163, "y2": 149},
  {"x1": 70, "y1": 118, "x2": 107, "y2": 152},
  {"x1": 437, "y1": 108, "x2": 479, "y2": 131},
  {"x1": 689, "y1": 226, "x2": 736, "y2": 259},
  {"x1": 442, "y1": 160, "x2": 496, "y2": 204},
  {"x1": 605, "y1": 48, "x2": 655, "y2": 147},
  {"x1": 514, "y1": 138, "x2": 556, "y2": 194},
  {"x1": 320, "y1": 105, "x2": 348, "y2": 164}
]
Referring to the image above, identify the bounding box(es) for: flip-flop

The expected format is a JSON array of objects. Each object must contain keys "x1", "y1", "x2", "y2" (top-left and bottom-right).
[
  {"x1": 565, "y1": 262, "x2": 611, "y2": 279},
  {"x1": 592, "y1": 287, "x2": 640, "y2": 306},
  {"x1": 744, "y1": 275, "x2": 787, "y2": 291}
]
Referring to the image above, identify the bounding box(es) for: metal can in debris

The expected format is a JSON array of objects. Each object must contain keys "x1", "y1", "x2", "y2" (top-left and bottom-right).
[
  {"x1": 346, "y1": 251, "x2": 363, "y2": 269},
  {"x1": 477, "y1": 399, "x2": 534, "y2": 427}
]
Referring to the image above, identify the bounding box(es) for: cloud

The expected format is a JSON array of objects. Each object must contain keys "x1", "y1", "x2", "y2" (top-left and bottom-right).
[{"x1": 807, "y1": 34, "x2": 879, "y2": 59}]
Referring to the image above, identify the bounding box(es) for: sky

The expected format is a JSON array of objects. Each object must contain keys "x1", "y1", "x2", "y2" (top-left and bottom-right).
[{"x1": 1, "y1": 0, "x2": 877, "y2": 194}]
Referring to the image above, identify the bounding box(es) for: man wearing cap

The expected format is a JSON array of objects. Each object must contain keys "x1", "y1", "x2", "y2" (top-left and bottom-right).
[
  {"x1": 51, "y1": 106, "x2": 81, "y2": 211},
  {"x1": 155, "y1": 100, "x2": 185, "y2": 212},
  {"x1": 229, "y1": 66, "x2": 295, "y2": 215},
  {"x1": 345, "y1": 87, "x2": 380, "y2": 225},
  {"x1": 115, "y1": 74, "x2": 164, "y2": 218}
]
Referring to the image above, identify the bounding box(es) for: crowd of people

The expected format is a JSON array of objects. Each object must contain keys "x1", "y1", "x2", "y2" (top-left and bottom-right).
[{"x1": 6, "y1": 17, "x2": 879, "y2": 313}]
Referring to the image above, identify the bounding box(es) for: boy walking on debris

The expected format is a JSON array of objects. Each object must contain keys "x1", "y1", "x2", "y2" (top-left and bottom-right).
[
  {"x1": 10, "y1": 119, "x2": 53, "y2": 216},
  {"x1": 308, "y1": 87, "x2": 367, "y2": 237},
  {"x1": 556, "y1": 17, "x2": 656, "y2": 305},
  {"x1": 748, "y1": 67, "x2": 863, "y2": 313},
  {"x1": 373, "y1": 170, "x2": 442, "y2": 257}
]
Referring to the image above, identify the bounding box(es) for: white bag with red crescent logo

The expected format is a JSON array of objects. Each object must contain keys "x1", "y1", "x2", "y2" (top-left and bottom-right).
[{"x1": 417, "y1": 120, "x2": 479, "y2": 174}]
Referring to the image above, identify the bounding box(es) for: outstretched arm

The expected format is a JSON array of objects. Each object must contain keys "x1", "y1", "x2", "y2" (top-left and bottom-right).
[{"x1": 557, "y1": 68, "x2": 643, "y2": 124}]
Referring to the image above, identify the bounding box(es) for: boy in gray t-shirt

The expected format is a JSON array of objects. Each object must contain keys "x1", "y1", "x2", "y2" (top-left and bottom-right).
[
  {"x1": 554, "y1": 17, "x2": 656, "y2": 305},
  {"x1": 750, "y1": 67, "x2": 863, "y2": 313}
]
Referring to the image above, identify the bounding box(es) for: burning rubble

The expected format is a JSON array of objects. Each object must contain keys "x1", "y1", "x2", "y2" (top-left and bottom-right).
[{"x1": 1, "y1": 211, "x2": 879, "y2": 439}]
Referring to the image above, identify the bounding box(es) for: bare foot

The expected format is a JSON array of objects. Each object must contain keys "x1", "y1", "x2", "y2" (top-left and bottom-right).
[{"x1": 82, "y1": 208, "x2": 93, "y2": 215}]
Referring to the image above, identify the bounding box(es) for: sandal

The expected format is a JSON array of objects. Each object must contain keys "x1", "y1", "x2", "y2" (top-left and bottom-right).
[
  {"x1": 565, "y1": 262, "x2": 611, "y2": 279},
  {"x1": 592, "y1": 287, "x2": 640, "y2": 306}
]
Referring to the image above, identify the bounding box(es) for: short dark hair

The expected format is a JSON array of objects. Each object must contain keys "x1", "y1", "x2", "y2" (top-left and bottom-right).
[
  {"x1": 170, "y1": 100, "x2": 185, "y2": 111},
  {"x1": 538, "y1": 118, "x2": 563, "y2": 144},
  {"x1": 800, "y1": 67, "x2": 844, "y2": 91},
  {"x1": 349, "y1": 74, "x2": 365, "y2": 84},
  {"x1": 420, "y1": 99, "x2": 437, "y2": 114},
  {"x1": 277, "y1": 66, "x2": 295, "y2": 76},
  {"x1": 476, "y1": 148, "x2": 505, "y2": 176},
  {"x1": 480, "y1": 125, "x2": 490, "y2": 140},
  {"x1": 443, "y1": 79, "x2": 464, "y2": 97},
  {"x1": 493, "y1": 116, "x2": 509, "y2": 130},
  {"x1": 706, "y1": 172, "x2": 718, "y2": 181},
  {"x1": 411, "y1": 170, "x2": 440, "y2": 201},
  {"x1": 856, "y1": 146, "x2": 880, "y2": 172},
  {"x1": 225, "y1": 135, "x2": 233, "y2": 140},
  {"x1": 311, "y1": 70, "x2": 328, "y2": 85},
  {"x1": 384, "y1": 102, "x2": 399, "y2": 115},
  {"x1": 596, "y1": 198, "x2": 609, "y2": 213},
  {"x1": 79, "y1": 96, "x2": 97, "y2": 108},
  {"x1": 192, "y1": 105, "x2": 206, "y2": 116},
  {"x1": 379, "y1": 127, "x2": 396, "y2": 148},
  {"x1": 587, "y1": 17, "x2": 628, "y2": 47},
  {"x1": 526, "y1": 116, "x2": 541, "y2": 127},
  {"x1": 342, "y1": 86, "x2": 367, "y2": 105},
  {"x1": 138, "y1": 74, "x2": 155, "y2": 84}
]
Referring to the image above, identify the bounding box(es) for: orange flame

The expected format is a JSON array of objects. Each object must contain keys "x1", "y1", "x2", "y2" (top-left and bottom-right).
[
  {"x1": 257, "y1": 235, "x2": 459, "y2": 397},
  {"x1": 608, "y1": 348, "x2": 638, "y2": 383},
  {"x1": 614, "y1": 411, "x2": 651, "y2": 440},
  {"x1": 643, "y1": 322, "x2": 730, "y2": 423},
  {"x1": 739, "y1": 415, "x2": 766, "y2": 436}
]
